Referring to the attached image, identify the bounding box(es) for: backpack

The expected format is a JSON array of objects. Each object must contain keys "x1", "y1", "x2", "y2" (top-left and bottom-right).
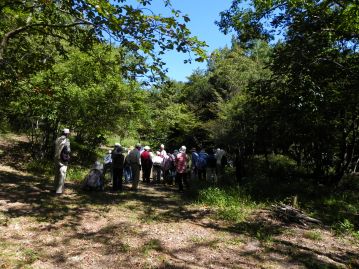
[
  {"x1": 196, "y1": 154, "x2": 207, "y2": 169},
  {"x1": 60, "y1": 146, "x2": 70, "y2": 163}
]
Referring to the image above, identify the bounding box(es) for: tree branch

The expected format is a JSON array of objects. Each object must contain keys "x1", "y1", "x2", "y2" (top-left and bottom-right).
[{"x1": 0, "y1": 21, "x2": 91, "y2": 61}]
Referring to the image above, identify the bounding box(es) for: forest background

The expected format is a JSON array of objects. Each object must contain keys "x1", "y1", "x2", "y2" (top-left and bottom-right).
[{"x1": 0, "y1": 0, "x2": 358, "y2": 242}]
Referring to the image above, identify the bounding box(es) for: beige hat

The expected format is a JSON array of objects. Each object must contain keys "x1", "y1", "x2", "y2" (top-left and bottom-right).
[{"x1": 144, "y1": 146, "x2": 150, "y2": 151}]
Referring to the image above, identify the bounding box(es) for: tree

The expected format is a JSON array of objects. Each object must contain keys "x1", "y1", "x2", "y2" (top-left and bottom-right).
[
  {"x1": 217, "y1": 0, "x2": 359, "y2": 183},
  {"x1": 9, "y1": 44, "x2": 145, "y2": 158},
  {"x1": 0, "y1": 0, "x2": 207, "y2": 81}
]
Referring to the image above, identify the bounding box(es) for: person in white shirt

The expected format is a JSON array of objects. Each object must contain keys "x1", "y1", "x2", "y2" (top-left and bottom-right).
[{"x1": 54, "y1": 128, "x2": 71, "y2": 194}]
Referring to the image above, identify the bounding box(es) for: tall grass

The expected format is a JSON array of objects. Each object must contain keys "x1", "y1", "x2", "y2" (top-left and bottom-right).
[{"x1": 197, "y1": 186, "x2": 261, "y2": 222}]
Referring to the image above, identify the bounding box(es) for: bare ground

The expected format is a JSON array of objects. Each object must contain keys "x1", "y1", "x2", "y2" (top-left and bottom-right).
[{"x1": 0, "y1": 137, "x2": 358, "y2": 269}]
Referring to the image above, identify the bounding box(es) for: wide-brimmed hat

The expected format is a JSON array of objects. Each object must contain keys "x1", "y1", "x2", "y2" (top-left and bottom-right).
[{"x1": 144, "y1": 146, "x2": 150, "y2": 151}]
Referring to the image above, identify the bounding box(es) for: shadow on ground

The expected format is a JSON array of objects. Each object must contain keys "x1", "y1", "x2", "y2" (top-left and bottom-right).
[{"x1": 0, "y1": 170, "x2": 358, "y2": 268}]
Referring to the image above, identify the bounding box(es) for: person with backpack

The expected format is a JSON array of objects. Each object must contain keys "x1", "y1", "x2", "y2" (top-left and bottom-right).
[
  {"x1": 165, "y1": 153, "x2": 176, "y2": 185},
  {"x1": 190, "y1": 148, "x2": 199, "y2": 180},
  {"x1": 112, "y1": 143, "x2": 125, "y2": 192},
  {"x1": 197, "y1": 148, "x2": 208, "y2": 181},
  {"x1": 54, "y1": 128, "x2": 71, "y2": 195},
  {"x1": 206, "y1": 149, "x2": 217, "y2": 183}
]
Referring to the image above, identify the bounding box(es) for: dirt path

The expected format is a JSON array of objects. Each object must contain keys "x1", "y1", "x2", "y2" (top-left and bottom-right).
[{"x1": 0, "y1": 137, "x2": 358, "y2": 268}]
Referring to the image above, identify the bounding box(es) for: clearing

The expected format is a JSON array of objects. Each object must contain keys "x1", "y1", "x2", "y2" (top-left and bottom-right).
[{"x1": 0, "y1": 136, "x2": 358, "y2": 268}]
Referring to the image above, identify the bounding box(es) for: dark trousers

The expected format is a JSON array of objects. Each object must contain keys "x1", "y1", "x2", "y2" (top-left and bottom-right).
[
  {"x1": 176, "y1": 172, "x2": 188, "y2": 191},
  {"x1": 113, "y1": 167, "x2": 123, "y2": 191},
  {"x1": 198, "y1": 168, "x2": 206, "y2": 181},
  {"x1": 142, "y1": 164, "x2": 152, "y2": 183}
]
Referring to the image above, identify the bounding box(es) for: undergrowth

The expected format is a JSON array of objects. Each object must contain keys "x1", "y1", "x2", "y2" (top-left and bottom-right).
[{"x1": 197, "y1": 186, "x2": 261, "y2": 222}]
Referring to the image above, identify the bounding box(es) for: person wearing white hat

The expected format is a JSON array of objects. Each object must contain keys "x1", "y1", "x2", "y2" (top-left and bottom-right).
[
  {"x1": 54, "y1": 128, "x2": 71, "y2": 194},
  {"x1": 175, "y1": 145, "x2": 189, "y2": 192},
  {"x1": 159, "y1": 144, "x2": 167, "y2": 158}
]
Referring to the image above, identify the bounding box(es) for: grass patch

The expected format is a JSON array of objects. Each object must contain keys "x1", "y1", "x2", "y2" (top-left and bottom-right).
[
  {"x1": 25, "y1": 159, "x2": 53, "y2": 176},
  {"x1": 197, "y1": 187, "x2": 260, "y2": 222},
  {"x1": 67, "y1": 165, "x2": 88, "y2": 182},
  {"x1": 0, "y1": 241, "x2": 40, "y2": 269},
  {"x1": 140, "y1": 206, "x2": 162, "y2": 223},
  {"x1": 141, "y1": 239, "x2": 163, "y2": 256},
  {"x1": 226, "y1": 236, "x2": 244, "y2": 246},
  {"x1": 303, "y1": 230, "x2": 322, "y2": 241},
  {"x1": 22, "y1": 248, "x2": 40, "y2": 264},
  {"x1": 189, "y1": 236, "x2": 205, "y2": 244},
  {"x1": 118, "y1": 242, "x2": 131, "y2": 253}
]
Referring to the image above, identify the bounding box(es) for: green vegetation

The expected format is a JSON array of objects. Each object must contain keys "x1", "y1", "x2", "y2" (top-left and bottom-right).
[
  {"x1": 0, "y1": 0, "x2": 358, "y2": 260},
  {"x1": 141, "y1": 239, "x2": 163, "y2": 256},
  {"x1": 198, "y1": 187, "x2": 260, "y2": 222},
  {"x1": 303, "y1": 230, "x2": 322, "y2": 241}
]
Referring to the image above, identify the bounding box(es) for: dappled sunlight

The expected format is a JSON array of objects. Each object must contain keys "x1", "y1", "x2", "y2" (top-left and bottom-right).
[{"x1": 0, "y1": 169, "x2": 358, "y2": 268}]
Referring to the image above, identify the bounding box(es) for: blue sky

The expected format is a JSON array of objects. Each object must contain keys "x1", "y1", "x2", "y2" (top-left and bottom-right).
[{"x1": 148, "y1": 0, "x2": 234, "y2": 82}]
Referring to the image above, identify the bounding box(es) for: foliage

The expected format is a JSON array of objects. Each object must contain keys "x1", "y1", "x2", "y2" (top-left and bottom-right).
[
  {"x1": 0, "y1": 0, "x2": 207, "y2": 81},
  {"x1": 198, "y1": 186, "x2": 259, "y2": 221},
  {"x1": 8, "y1": 44, "x2": 146, "y2": 158},
  {"x1": 213, "y1": 0, "x2": 359, "y2": 183},
  {"x1": 145, "y1": 81, "x2": 201, "y2": 149}
]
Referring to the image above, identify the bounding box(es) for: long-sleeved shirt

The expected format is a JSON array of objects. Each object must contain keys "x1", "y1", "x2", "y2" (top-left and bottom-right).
[{"x1": 128, "y1": 148, "x2": 141, "y2": 165}]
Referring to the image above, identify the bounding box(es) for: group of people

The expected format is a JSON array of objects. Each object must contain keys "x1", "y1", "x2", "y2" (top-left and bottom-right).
[
  {"x1": 99, "y1": 143, "x2": 228, "y2": 192},
  {"x1": 53, "y1": 128, "x2": 227, "y2": 194}
]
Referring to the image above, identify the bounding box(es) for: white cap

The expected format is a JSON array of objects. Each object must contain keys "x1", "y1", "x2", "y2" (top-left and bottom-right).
[
  {"x1": 115, "y1": 143, "x2": 121, "y2": 147},
  {"x1": 144, "y1": 146, "x2": 150, "y2": 151},
  {"x1": 160, "y1": 144, "x2": 165, "y2": 149},
  {"x1": 63, "y1": 128, "x2": 70, "y2": 134},
  {"x1": 180, "y1": 145, "x2": 186, "y2": 153}
]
